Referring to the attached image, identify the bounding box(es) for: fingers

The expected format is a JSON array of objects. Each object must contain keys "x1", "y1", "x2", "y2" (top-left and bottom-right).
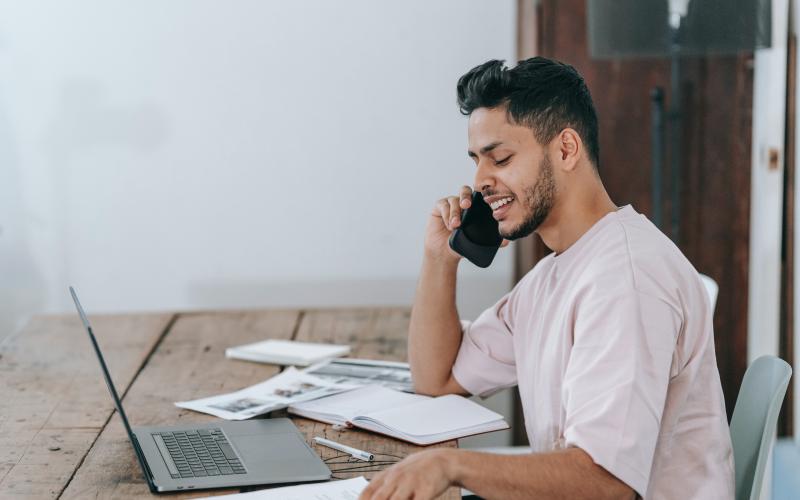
[
  {"x1": 387, "y1": 482, "x2": 416, "y2": 500},
  {"x1": 436, "y1": 198, "x2": 451, "y2": 229},
  {"x1": 432, "y1": 186, "x2": 473, "y2": 232},
  {"x1": 435, "y1": 197, "x2": 462, "y2": 231},
  {"x1": 360, "y1": 471, "x2": 395, "y2": 500},
  {"x1": 447, "y1": 197, "x2": 461, "y2": 229},
  {"x1": 360, "y1": 470, "x2": 385, "y2": 499},
  {"x1": 373, "y1": 481, "x2": 398, "y2": 500},
  {"x1": 459, "y1": 185, "x2": 473, "y2": 209}
]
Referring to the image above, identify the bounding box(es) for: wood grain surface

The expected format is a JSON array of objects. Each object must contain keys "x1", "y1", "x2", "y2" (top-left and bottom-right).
[
  {"x1": 294, "y1": 308, "x2": 412, "y2": 361},
  {"x1": 3, "y1": 308, "x2": 460, "y2": 499},
  {"x1": 60, "y1": 310, "x2": 299, "y2": 499},
  {"x1": 0, "y1": 313, "x2": 175, "y2": 498}
]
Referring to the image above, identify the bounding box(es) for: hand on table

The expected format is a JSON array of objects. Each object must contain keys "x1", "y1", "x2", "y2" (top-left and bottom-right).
[{"x1": 359, "y1": 448, "x2": 455, "y2": 500}]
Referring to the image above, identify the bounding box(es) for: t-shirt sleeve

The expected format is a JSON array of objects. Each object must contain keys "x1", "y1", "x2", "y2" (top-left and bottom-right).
[
  {"x1": 563, "y1": 290, "x2": 680, "y2": 497},
  {"x1": 451, "y1": 293, "x2": 517, "y2": 398}
]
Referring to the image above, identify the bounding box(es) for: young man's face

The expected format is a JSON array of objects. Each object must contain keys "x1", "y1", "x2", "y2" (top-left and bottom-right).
[{"x1": 467, "y1": 106, "x2": 556, "y2": 240}]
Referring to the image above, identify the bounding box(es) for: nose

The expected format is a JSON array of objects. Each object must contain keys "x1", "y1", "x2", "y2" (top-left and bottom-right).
[{"x1": 473, "y1": 159, "x2": 495, "y2": 194}]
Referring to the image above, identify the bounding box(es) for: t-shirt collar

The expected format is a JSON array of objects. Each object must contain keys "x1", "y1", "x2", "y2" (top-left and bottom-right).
[{"x1": 552, "y1": 205, "x2": 633, "y2": 270}]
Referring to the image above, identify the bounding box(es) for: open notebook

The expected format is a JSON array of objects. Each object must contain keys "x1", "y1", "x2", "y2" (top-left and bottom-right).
[{"x1": 288, "y1": 385, "x2": 508, "y2": 445}]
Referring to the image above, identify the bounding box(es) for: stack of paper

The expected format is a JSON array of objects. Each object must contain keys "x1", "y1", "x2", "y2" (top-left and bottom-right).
[
  {"x1": 225, "y1": 339, "x2": 351, "y2": 366},
  {"x1": 199, "y1": 476, "x2": 368, "y2": 499}
]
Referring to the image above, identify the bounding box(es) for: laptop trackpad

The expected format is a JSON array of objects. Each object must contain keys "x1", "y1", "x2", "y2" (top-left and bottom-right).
[{"x1": 233, "y1": 433, "x2": 313, "y2": 461}]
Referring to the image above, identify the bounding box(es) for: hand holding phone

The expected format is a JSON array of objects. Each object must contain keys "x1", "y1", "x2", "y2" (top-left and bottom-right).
[{"x1": 448, "y1": 191, "x2": 502, "y2": 268}]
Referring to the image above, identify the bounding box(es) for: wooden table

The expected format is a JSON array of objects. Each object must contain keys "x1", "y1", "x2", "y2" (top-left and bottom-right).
[{"x1": 0, "y1": 308, "x2": 460, "y2": 499}]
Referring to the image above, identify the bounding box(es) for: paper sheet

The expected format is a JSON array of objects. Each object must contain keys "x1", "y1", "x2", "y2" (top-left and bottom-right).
[
  {"x1": 303, "y1": 358, "x2": 414, "y2": 392},
  {"x1": 198, "y1": 476, "x2": 368, "y2": 499},
  {"x1": 175, "y1": 367, "x2": 355, "y2": 420}
]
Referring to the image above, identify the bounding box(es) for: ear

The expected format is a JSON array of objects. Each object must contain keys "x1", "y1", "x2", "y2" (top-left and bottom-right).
[{"x1": 555, "y1": 128, "x2": 581, "y2": 171}]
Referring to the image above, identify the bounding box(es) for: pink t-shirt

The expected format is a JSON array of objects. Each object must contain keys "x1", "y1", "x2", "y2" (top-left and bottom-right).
[{"x1": 452, "y1": 205, "x2": 734, "y2": 499}]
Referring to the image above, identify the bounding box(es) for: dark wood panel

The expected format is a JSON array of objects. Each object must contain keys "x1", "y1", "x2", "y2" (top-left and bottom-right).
[
  {"x1": 679, "y1": 54, "x2": 754, "y2": 421},
  {"x1": 525, "y1": 0, "x2": 752, "y2": 419}
]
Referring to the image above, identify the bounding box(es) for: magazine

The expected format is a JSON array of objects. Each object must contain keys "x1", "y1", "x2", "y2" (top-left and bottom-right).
[
  {"x1": 175, "y1": 367, "x2": 354, "y2": 420},
  {"x1": 302, "y1": 358, "x2": 414, "y2": 393}
]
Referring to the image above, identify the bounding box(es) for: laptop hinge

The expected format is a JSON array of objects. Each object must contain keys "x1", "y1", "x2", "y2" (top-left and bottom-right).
[{"x1": 131, "y1": 433, "x2": 158, "y2": 493}]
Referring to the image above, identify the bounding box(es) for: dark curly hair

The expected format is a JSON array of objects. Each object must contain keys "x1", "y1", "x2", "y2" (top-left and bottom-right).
[{"x1": 456, "y1": 57, "x2": 599, "y2": 167}]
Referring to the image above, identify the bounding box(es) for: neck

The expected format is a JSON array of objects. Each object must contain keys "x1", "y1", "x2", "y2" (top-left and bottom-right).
[{"x1": 535, "y1": 180, "x2": 617, "y2": 254}]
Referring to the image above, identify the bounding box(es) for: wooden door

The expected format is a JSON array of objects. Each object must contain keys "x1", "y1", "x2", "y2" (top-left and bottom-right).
[{"x1": 515, "y1": 0, "x2": 753, "y2": 426}]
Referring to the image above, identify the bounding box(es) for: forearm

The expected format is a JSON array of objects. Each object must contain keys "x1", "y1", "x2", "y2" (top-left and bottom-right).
[
  {"x1": 408, "y1": 254, "x2": 463, "y2": 395},
  {"x1": 447, "y1": 448, "x2": 635, "y2": 500}
]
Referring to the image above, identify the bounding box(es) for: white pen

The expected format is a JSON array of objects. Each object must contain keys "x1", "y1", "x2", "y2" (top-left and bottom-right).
[{"x1": 313, "y1": 436, "x2": 374, "y2": 462}]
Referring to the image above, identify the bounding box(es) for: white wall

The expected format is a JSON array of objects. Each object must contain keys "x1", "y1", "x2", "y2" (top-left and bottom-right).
[
  {"x1": 748, "y1": 0, "x2": 788, "y2": 364},
  {"x1": 748, "y1": 1, "x2": 789, "y2": 498},
  {"x1": 0, "y1": 0, "x2": 516, "y2": 340}
]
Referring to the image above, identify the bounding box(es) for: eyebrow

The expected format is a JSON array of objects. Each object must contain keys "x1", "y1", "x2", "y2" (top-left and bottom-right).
[{"x1": 467, "y1": 141, "x2": 504, "y2": 158}]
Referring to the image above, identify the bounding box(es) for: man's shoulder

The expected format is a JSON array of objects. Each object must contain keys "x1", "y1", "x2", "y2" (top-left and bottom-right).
[
  {"x1": 587, "y1": 212, "x2": 704, "y2": 317},
  {"x1": 511, "y1": 207, "x2": 701, "y2": 299},
  {"x1": 565, "y1": 208, "x2": 701, "y2": 301},
  {"x1": 618, "y1": 214, "x2": 700, "y2": 291}
]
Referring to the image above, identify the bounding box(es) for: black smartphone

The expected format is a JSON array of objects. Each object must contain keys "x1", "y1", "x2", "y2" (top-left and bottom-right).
[{"x1": 448, "y1": 191, "x2": 502, "y2": 268}]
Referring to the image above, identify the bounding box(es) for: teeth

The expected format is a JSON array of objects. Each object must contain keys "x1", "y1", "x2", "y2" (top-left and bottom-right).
[{"x1": 490, "y1": 197, "x2": 513, "y2": 210}]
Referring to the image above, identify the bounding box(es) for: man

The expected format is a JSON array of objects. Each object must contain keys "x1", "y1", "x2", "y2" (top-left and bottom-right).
[{"x1": 360, "y1": 57, "x2": 734, "y2": 500}]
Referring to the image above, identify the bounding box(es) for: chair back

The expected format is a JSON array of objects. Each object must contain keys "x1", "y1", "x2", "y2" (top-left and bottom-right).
[
  {"x1": 699, "y1": 273, "x2": 719, "y2": 314},
  {"x1": 730, "y1": 355, "x2": 792, "y2": 500}
]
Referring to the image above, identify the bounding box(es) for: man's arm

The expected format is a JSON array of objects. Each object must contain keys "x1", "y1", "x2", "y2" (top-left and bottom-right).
[
  {"x1": 408, "y1": 186, "x2": 475, "y2": 396},
  {"x1": 408, "y1": 254, "x2": 467, "y2": 396},
  {"x1": 452, "y1": 448, "x2": 635, "y2": 500},
  {"x1": 360, "y1": 447, "x2": 635, "y2": 500}
]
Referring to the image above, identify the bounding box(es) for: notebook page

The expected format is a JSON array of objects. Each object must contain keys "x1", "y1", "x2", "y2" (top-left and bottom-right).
[
  {"x1": 354, "y1": 416, "x2": 509, "y2": 445},
  {"x1": 289, "y1": 385, "x2": 428, "y2": 422},
  {"x1": 357, "y1": 394, "x2": 505, "y2": 437}
]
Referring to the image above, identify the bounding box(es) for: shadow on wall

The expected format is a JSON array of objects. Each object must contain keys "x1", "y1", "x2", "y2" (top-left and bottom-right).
[
  {"x1": 43, "y1": 78, "x2": 169, "y2": 291},
  {"x1": 0, "y1": 87, "x2": 45, "y2": 343},
  {"x1": 45, "y1": 79, "x2": 167, "y2": 157},
  {"x1": 0, "y1": 73, "x2": 169, "y2": 342}
]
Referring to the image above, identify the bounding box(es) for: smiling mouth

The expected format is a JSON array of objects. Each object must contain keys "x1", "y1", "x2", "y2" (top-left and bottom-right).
[{"x1": 489, "y1": 196, "x2": 514, "y2": 210}]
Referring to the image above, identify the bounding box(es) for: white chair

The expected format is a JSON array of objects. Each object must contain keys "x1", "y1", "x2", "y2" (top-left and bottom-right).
[
  {"x1": 699, "y1": 273, "x2": 719, "y2": 315},
  {"x1": 730, "y1": 356, "x2": 792, "y2": 500}
]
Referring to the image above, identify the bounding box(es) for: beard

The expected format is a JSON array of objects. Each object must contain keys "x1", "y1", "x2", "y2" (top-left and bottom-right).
[{"x1": 500, "y1": 153, "x2": 556, "y2": 240}]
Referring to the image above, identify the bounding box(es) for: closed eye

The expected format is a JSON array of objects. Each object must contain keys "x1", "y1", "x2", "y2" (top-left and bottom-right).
[{"x1": 495, "y1": 155, "x2": 512, "y2": 166}]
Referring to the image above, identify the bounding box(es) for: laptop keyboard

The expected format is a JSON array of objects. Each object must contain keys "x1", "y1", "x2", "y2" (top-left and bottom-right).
[{"x1": 152, "y1": 428, "x2": 247, "y2": 479}]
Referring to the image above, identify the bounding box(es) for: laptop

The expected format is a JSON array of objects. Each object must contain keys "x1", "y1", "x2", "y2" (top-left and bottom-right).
[{"x1": 69, "y1": 286, "x2": 331, "y2": 493}]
